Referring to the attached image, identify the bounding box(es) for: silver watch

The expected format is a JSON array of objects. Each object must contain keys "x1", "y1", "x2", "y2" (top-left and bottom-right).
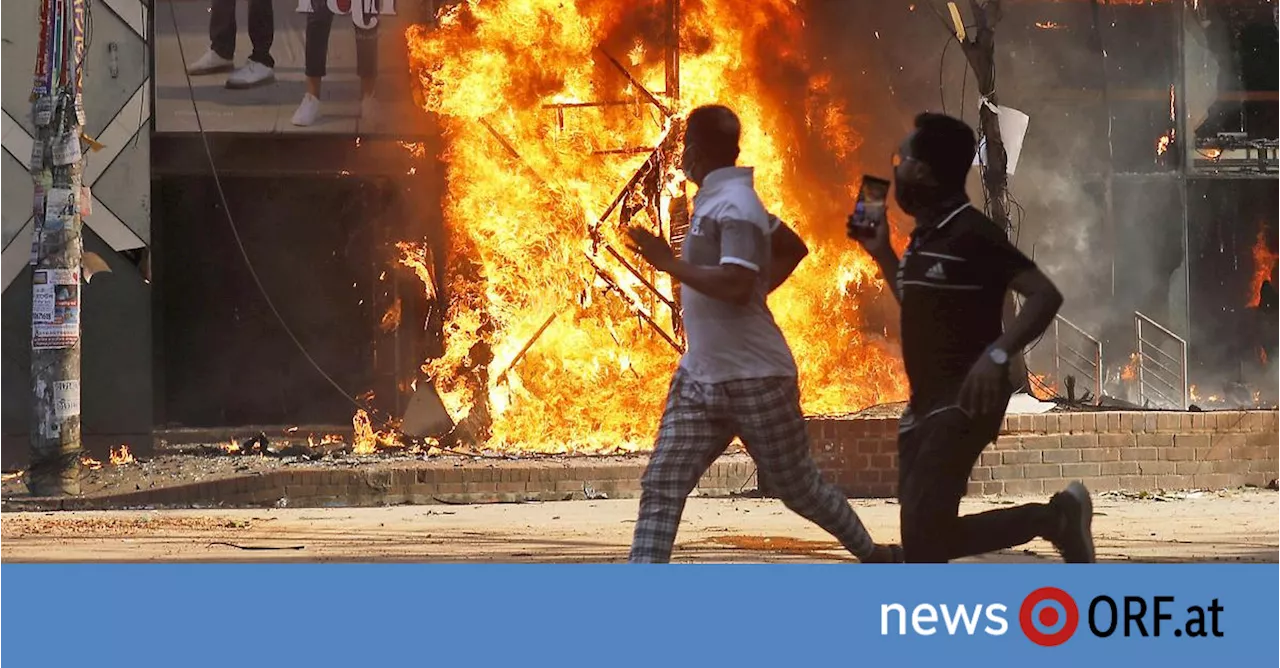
[{"x1": 988, "y1": 347, "x2": 1010, "y2": 366}]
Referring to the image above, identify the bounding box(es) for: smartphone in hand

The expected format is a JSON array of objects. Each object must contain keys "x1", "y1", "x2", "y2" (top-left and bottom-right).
[{"x1": 848, "y1": 175, "x2": 890, "y2": 239}]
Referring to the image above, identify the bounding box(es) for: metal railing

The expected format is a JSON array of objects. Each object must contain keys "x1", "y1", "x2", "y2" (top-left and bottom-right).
[
  {"x1": 1135, "y1": 312, "x2": 1189, "y2": 410},
  {"x1": 1052, "y1": 315, "x2": 1103, "y2": 403}
]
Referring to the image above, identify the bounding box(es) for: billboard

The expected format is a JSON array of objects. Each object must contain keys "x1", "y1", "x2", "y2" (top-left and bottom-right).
[{"x1": 154, "y1": 0, "x2": 432, "y2": 135}]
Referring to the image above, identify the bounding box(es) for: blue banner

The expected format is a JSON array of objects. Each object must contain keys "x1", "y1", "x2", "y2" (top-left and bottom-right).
[{"x1": 3, "y1": 565, "x2": 1276, "y2": 666}]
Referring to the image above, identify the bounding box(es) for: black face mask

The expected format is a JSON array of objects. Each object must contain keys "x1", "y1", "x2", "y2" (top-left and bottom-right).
[{"x1": 894, "y1": 179, "x2": 940, "y2": 218}]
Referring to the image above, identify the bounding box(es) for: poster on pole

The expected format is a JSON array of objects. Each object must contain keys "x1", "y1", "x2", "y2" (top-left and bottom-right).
[
  {"x1": 32, "y1": 269, "x2": 80, "y2": 350},
  {"x1": 53, "y1": 380, "x2": 81, "y2": 419}
]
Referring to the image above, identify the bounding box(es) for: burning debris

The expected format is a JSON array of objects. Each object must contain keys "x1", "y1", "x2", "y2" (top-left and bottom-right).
[
  {"x1": 399, "y1": 0, "x2": 907, "y2": 453},
  {"x1": 109, "y1": 445, "x2": 136, "y2": 467}
]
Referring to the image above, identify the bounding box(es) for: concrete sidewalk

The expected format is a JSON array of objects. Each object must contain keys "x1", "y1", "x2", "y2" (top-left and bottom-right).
[{"x1": 3, "y1": 489, "x2": 1275, "y2": 563}]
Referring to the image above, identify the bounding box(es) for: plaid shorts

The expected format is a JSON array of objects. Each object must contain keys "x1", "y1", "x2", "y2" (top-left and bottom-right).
[{"x1": 629, "y1": 368, "x2": 876, "y2": 562}]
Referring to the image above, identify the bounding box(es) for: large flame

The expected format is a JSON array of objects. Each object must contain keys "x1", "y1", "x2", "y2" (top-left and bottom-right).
[{"x1": 404, "y1": 0, "x2": 907, "y2": 452}]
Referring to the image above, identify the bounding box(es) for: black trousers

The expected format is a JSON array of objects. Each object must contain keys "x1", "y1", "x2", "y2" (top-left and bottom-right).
[
  {"x1": 209, "y1": 0, "x2": 275, "y2": 67},
  {"x1": 897, "y1": 403, "x2": 1057, "y2": 563},
  {"x1": 305, "y1": 0, "x2": 379, "y2": 79}
]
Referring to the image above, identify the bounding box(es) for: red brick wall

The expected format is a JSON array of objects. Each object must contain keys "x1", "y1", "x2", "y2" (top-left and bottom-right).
[{"x1": 807, "y1": 410, "x2": 1280, "y2": 498}]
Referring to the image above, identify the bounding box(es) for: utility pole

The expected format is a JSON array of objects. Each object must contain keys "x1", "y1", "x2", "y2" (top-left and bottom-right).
[
  {"x1": 949, "y1": 0, "x2": 1031, "y2": 389},
  {"x1": 27, "y1": 0, "x2": 88, "y2": 496}
]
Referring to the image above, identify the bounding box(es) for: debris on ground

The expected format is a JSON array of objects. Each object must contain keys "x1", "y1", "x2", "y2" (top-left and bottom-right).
[{"x1": 1099, "y1": 489, "x2": 1223, "y2": 502}]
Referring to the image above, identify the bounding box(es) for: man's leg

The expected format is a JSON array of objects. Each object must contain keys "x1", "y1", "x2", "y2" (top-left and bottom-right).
[
  {"x1": 629, "y1": 371, "x2": 732, "y2": 563},
  {"x1": 208, "y1": 0, "x2": 237, "y2": 60},
  {"x1": 247, "y1": 0, "x2": 275, "y2": 67},
  {"x1": 898, "y1": 407, "x2": 1092, "y2": 562},
  {"x1": 733, "y1": 377, "x2": 879, "y2": 561}
]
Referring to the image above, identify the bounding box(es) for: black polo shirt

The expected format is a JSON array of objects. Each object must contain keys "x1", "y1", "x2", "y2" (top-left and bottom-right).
[{"x1": 897, "y1": 202, "x2": 1036, "y2": 409}]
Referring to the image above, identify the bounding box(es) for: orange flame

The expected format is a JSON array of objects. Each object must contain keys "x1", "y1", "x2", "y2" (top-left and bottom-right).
[
  {"x1": 381, "y1": 297, "x2": 403, "y2": 333},
  {"x1": 352, "y1": 410, "x2": 400, "y2": 455},
  {"x1": 1035, "y1": 21, "x2": 1065, "y2": 30},
  {"x1": 403, "y1": 0, "x2": 906, "y2": 452},
  {"x1": 1120, "y1": 353, "x2": 1139, "y2": 382},
  {"x1": 397, "y1": 242, "x2": 438, "y2": 301},
  {"x1": 353, "y1": 409, "x2": 378, "y2": 455},
  {"x1": 1247, "y1": 225, "x2": 1277, "y2": 308},
  {"x1": 80, "y1": 454, "x2": 103, "y2": 470},
  {"x1": 109, "y1": 445, "x2": 135, "y2": 466}
]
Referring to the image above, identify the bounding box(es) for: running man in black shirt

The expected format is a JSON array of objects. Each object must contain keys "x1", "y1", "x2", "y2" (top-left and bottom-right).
[{"x1": 850, "y1": 112, "x2": 1096, "y2": 563}]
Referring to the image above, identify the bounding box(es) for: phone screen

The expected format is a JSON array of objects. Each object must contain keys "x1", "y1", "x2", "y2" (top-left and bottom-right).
[{"x1": 857, "y1": 175, "x2": 890, "y2": 220}]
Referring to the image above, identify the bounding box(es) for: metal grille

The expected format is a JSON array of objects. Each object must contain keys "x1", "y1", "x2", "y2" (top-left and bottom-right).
[
  {"x1": 1052, "y1": 315, "x2": 1103, "y2": 403},
  {"x1": 1135, "y1": 311, "x2": 1189, "y2": 410}
]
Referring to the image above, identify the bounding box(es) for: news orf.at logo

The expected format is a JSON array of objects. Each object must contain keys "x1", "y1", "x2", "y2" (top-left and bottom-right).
[
  {"x1": 1020, "y1": 587, "x2": 1079, "y2": 646},
  {"x1": 880, "y1": 588, "x2": 1224, "y2": 645}
]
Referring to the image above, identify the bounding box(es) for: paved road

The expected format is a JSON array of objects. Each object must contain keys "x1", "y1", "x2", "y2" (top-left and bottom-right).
[{"x1": 3, "y1": 490, "x2": 1276, "y2": 563}]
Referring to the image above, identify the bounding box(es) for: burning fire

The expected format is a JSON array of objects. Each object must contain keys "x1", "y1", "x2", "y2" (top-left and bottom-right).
[
  {"x1": 110, "y1": 445, "x2": 135, "y2": 466},
  {"x1": 1246, "y1": 224, "x2": 1277, "y2": 308},
  {"x1": 80, "y1": 454, "x2": 103, "y2": 470},
  {"x1": 1035, "y1": 21, "x2": 1065, "y2": 30},
  {"x1": 1120, "y1": 352, "x2": 1140, "y2": 382},
  {"x1": 402, "y1": 0, "x2": 907, "y2": 452},
  {"x1": 352, "y1": 409, "x2": 400, "y2": 455}
]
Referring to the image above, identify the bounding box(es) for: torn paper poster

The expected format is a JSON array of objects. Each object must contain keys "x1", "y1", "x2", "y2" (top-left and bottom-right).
[{"x1": 973, "y1": 104, "x2": 1029, "y2": 176}]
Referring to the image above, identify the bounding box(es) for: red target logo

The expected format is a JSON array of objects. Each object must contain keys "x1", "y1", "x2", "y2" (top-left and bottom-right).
[{"x1": 1020, "y1": 587, "x2": 1079, "y2": 647}]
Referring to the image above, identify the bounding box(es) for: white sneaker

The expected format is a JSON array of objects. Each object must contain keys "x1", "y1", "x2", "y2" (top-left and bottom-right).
[
  {"x1": 186, "y1": 50, "x2": 234, "y2": 75},
  {"x1": 291, "y1": 94, "x2": 322, "y2": 126},
  {"x1": 360, "y1": 96, "x2": 382, "y2": 129},
  {"x1": 225, "y1": 61, "x2": 275, "y2": 89}
]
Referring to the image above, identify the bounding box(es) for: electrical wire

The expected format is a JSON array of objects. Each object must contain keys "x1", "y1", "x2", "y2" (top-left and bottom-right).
[
  {"x1": 165, "y1": 3, "x2": 495, "y2": 460},
  {"x1": 939, "y1": 36, "x2": 951, "y2": 113}
]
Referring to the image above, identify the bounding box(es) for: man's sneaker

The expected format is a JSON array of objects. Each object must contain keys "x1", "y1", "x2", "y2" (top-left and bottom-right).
[
  {"x1": 226, "y1": 61, "x2": 275, "y2": 89},
  {"x1": 1049, "y1": 481, "x2": 1096, "y2": 563},
  {"x1": 291, "y1": 94, "x2": 322, "y2": 127},
  {"x1": 186, "y1": 50, "x2": 234, "y2": 76},
  {"x1": 360, "y1": 96, "x2": 382, "y2": 129}
]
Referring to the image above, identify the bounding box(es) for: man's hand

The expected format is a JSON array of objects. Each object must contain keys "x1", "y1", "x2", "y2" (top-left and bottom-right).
[
  {"x1": 957, "y1": 353, "x2": 1008, "y2": 416},
  {"x1": 626, "y1": 227, "x2": 677, "y2": 273},
  {"x1": 847, "y1": 210, "x2": 892, "y2": 261}
]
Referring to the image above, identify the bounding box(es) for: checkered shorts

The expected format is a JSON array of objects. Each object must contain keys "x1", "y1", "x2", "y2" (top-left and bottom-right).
[{"x1": 628, "y1": 369, "x2": 876, "y2": 563}]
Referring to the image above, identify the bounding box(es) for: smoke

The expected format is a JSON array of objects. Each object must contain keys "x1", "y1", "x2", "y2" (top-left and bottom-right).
[{"x1": 795, "y1": 1, "x2": 1272, "y2": 408}]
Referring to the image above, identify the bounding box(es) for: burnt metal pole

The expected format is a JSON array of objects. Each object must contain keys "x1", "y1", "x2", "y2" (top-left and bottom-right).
[{"x1": 28, "y1": 0, "x2": 88, "y2": 496}]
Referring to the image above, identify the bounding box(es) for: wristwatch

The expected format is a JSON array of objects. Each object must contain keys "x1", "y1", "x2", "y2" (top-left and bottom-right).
[{"x1": 988, "y1": 347, "x2": 1010, "y2": 366}]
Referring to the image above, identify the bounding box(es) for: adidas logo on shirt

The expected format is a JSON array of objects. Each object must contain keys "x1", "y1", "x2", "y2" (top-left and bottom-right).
[{"x1": 926, "y1": 262, "x2": 947, "y2": 281}]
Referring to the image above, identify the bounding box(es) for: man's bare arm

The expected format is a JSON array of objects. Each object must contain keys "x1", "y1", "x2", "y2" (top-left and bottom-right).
[
  {"x1": 767, "y1": 218, "x2": 808, "y2": 293},
  {"x1": 991, "y1": 267, "x2": 1064, "y2": 354},
  {"x1": 666, "y1": 262, "x2": 756, "y2": 306}
]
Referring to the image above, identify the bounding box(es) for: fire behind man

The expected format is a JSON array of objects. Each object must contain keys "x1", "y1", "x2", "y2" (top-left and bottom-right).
[
  {"x1": 625, "y1": 105, "x2": 900, "y2": 563},
  {"x1": 850, "y1": 112, "x2": 1095, "y2": 563}
]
